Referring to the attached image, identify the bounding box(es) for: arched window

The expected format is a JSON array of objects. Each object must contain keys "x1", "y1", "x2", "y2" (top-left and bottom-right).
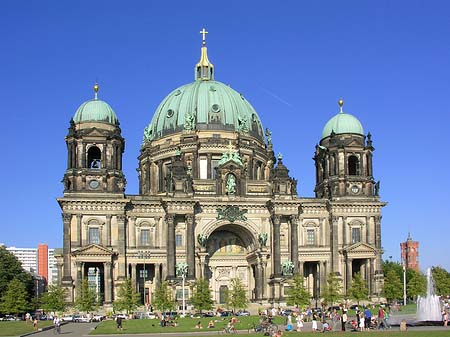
[
  {"x1": 351, "y1": 227, "x2": 361, "y2": 244},
  {"x1": 87, "y1": 146, "x2": 101, "y2": 169},
  {"x1": 348, "y1": 155, "x2": 360, "y2": 175}
]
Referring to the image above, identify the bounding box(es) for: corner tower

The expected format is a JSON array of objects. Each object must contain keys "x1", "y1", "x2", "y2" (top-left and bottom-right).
[
  {"x1": 63, "y1": 84, "x2": 126, "y2": 194},
  {"x1": 314, "y1": 99, "x2": 377, "y2": 199}
]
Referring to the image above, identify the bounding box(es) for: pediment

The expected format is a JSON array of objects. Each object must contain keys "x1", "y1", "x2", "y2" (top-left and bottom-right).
[
  {"x1": 343, "y1": 242, "x2": 376, "y2": 255},
  {"x1": 72, "y1": 244, "x2": 115, "y2": 257}
]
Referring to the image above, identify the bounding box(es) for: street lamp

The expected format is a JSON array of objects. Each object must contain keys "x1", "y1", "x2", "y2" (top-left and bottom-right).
[
  {"x1": 176, "y1": 262, "x2": 188, "y2": 317},
  {"x1": 138, "y1": 250, "x2": 151, "y2": 313},
  {"x1": 402, "y1": 260, "x2": 407, "y2": 306}
]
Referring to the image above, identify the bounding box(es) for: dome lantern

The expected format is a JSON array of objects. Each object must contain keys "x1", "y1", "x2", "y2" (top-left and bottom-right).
[{"x1": 195, "y1": 28, "x2": 214, "y2": 81}]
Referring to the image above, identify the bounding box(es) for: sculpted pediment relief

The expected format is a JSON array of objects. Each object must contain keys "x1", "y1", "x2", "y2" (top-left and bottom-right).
[
  {"x1": 72, "y1": 244, "x2": 115, "y2": 257},
  {"x1": 343, "y1": 242, "x2": 376, "y2": 255}
]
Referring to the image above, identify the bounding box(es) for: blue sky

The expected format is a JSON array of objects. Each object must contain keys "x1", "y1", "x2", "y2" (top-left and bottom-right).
[{"x1": 1, "y1": 1, "x2": 449, "y2": 271}]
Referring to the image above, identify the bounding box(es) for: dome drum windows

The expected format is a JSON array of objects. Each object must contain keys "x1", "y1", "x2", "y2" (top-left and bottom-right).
[{"x1": 87, "y1": 145, "x2": 102, "y2": 169}]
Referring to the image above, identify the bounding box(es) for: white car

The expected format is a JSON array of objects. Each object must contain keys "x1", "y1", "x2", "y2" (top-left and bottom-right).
[
  {"x1": 74, "y1": 315, "x2": 91, "y2": 323},
  {"x1": 92, "y1": 314, "x2": 105, "y2": 322},
  {"x1": 61, "y1": 315, "x2": 74, "y2": 322}
]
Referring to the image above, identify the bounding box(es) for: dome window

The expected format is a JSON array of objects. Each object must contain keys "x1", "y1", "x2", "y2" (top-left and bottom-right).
[
  {"x1": 87, "y1": 146, "x2": 101, "y2": 169},
  {"x1": 211, "y1": 104, "x2": 221, "y2": 113},
  {"x1": 174, "y1": 90, "x2": 181, "y2": 96},
  {"x1": 209, "y1": 86, "x2": 216, "y2": 92},
  {"x1": 166, "y1": 109, "x2": 175, "y2": 118}
]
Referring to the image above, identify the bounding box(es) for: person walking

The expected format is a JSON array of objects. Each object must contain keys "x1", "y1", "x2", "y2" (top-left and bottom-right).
[
  {"x1": 341, "y1": 310, "x2": 348, "y2": 331},
  {"x1": 312, "y1": 311, "x2": 318, "y2": 332},
  {"x1": 53, "y1": 316, "x2": 61, "y2": 334}
]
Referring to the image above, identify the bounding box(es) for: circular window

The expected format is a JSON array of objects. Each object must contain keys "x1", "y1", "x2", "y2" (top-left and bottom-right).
[
  {"x1": 211, "y1": 104, "x2": 220, "y2": 113},
  {"x1": 252, "y1": 114, "x2": 257, "y2": 122},
  {"x1": 174, "y1": 90, "x2": 181, "y2": 96},
  {"x1": 166, "y1": 109, "x2": 174, "y2": 118},
  {"x1": 209, "y1": 85, "x2": 216, "y2": 92}
]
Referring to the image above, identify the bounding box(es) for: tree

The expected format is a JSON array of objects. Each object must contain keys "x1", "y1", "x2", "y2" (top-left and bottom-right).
[
  {"x1": 1, "y1": 278, "x2": 29, "y2": 316},
  {"x1": 383, "y1": 269, "x2": 403, "y2": 301},
  {"x1": 406, "y1": 269, "x2": 426, "y2": 300},
  {"x1": 348, "y1": 272, "x2": 369, "y2": 305},
  {"x1": 286, "y1": 274, "x2": 311, "y2": 308},
  {"x1": 321, "y1": 273, "x2": 342, "y2": 307},
  {"x1": 0, "y1": 247, "x2": 34, "y2": 303},
  {"x1": 226, "y1": 278, "x2": 248, "y2": 312},
  {"x1": 190, "y1": 278, "x2": 213, "y2": 313},
  {"x1": 41, "y1": 284, "x2": 67, "y2": 313},
  {"x1": 113, "y1": 279, "x2": 140, "y2": 314},
  {"x1": 75, "y1": 279, "x2": 98, "y2": 312},
  {"x1": 431, "y1": 266, "x2": 450, "y2": 296},
  {"x1": 153, "y1": 281, "x2": 174, "y2": 313},
  {"x1": 382, "y1": 260, "x2": 403, "y2": 281}
]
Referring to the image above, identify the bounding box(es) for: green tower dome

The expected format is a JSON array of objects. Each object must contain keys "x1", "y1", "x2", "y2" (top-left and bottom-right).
[
  {"x1": 321, "y1": 99, "x2": 364, "y2": 140},
  {"x1": 73, "y1": 84, "x2": 119, "y2": 125},
  {"x1": 143, "y1": 35, "x2": 264, "y2": 142}
]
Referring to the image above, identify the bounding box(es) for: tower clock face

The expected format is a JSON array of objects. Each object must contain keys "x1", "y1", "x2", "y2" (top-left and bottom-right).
[
  {"x1": 351, "y1": 185, "x2": 360, "y2": 194},
  {"x1": 89, "y1": 180, "x2": 100, "y2": 189}
]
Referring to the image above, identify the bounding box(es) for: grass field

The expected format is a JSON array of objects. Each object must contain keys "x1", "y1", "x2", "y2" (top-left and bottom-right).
[
  {"x1": 0, "y1": 320, "x2": 53, "y2": 336},
  {"x1": 91, "y1": 315, "x2": 286, "y2": 335}
]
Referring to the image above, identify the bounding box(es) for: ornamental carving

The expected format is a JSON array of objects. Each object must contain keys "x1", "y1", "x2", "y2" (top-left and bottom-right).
[
  {"x1": 216, "y1": 206, "x2": 247, "y2": 223},
  {"x1": 281, "y1": 261, "x2": 295, "y2": 276},
  {"x1": 62, "y1": 213, "x2": 72, "y2": 223},
  {"x1": 258, "y1": 233, "x2": 268, "y2": 247},
  {"x1": 197, "y1": 234, "x2": 208, "y2": 248}
]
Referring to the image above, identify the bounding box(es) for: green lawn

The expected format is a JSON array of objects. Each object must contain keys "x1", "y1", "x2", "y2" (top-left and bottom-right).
[
  {"x1": 0, "y1": 321, "x2": 53, "y2": 336},
  {"x1": 91, "y1": 315, "x2": 286, "y2": 335}
]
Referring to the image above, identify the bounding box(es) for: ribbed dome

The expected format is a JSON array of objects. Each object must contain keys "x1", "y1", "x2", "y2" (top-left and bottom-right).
[
  {"x1": 73, "y1": 99, "x2": 119, "y2": 125},
  {"x1": 144, "y1": 80, "x2": 264, "y2": 141}
]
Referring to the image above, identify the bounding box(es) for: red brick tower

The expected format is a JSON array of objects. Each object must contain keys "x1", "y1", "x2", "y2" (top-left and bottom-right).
[
  {"x1": 400, "y1": 233, "x2": 419, "y2": 271},
  {"x1": 37, "y1": 244, "x2": 48, "y2": 282}
]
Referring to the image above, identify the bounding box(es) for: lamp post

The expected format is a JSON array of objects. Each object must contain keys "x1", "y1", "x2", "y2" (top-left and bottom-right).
[
  {"x1": 402, "y1": 260, "x2": 407, "y2": 306},
  {"x1": 138, "y1": 250, "x2": 151, "y2": 313},
  {"x1": 176, "y1": 262, "x2": 189, "y2": 317}
]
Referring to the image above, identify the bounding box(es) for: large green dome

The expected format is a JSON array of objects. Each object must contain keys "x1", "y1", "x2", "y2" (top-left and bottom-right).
[
  {"x1": 321, "y1": 102, "x2": 364, "y2": 139},
  {"x1": 145, "y1": 80, "x2": 264, "y2": 141},
  {"x1": 73, "y1": 98, "x2": 119, "y2": 125}
]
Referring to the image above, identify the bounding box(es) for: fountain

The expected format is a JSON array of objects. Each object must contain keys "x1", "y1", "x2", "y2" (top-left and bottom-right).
[{"x1": 416, "y1": 267, "x2": 442, "y2": 322}]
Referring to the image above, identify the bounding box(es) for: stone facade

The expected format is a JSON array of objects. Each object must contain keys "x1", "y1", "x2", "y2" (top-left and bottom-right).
[{"x1": 58, "y1": 38, "x2": 385, "y2": 308}]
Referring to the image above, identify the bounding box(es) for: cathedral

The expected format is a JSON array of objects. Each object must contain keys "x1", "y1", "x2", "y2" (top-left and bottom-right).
[{"x1": 57, "y1": 30, "x2": 385, "y2": 308}]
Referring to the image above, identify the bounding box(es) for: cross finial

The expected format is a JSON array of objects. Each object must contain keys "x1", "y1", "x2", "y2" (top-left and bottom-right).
[{"x1": 200, "y1": 28, "x2": 208, "y2": 45}]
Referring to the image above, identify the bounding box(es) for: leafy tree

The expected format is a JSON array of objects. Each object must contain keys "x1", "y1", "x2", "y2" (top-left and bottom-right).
[
  {"x1": 0, "y1": 246, "x2": 34, "y2": 303},
  {"x1": 382, "y1": 260, "x2": 403, "y2": 281},
  {"x1": 1, "y1": 278, "x2": 29, "y2": 316},
  {"x1": 348, "y1": 272, "x2": 369, "y2": 305},
  {"x1": 226, "y1": 278, "x2": 248, "y2": 312},
  {"x1": 75, "y1": 279, "x2": 98, "y2": 312},
  {"x1": 41, "y1": 284, "x2": 67, "y2": 313},
  {"x1": 431, "y1": 266, "x2": 450, "y2": 296},
  {"x1": 383, "y1": 269, "x2": 403, "y2": 301},
  {"x1": 321, "y1": 273, "x2": 342, "y2": 307},
  {"x1": 406, "y1": 269, "x2": 426, "y2": 300},
  {"x1": 113, "y1": 279, "x2": 140, "y2": 314},
  {"x1": 190, "y1": 278, "x2": 213, "y2": 313},
  {"x1": 153, "y1": 281, "x2": 174, "y2": 312},
  {"x1": 286, "y1": 274, "x2": 311, "y2": 308}
]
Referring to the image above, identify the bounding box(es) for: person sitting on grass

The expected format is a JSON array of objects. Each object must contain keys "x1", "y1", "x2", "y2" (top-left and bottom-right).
[
  {"x1": 195, "y1": 321, "x2": 203, "y2": 329},
  {"x1": 322, "y1": 321, "x2": 330, "y2": 332},
  {"x1": 208, "y1": 320, "x2": 215, "y2": 328}
]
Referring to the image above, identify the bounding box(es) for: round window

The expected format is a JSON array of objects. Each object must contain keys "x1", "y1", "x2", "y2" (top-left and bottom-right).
[
  {"x1": 212, "y1": 104, "x2": 220, "y2": 113},
  {"x1": 166, "y1": 109, "x2": 174, "y2": 118}
]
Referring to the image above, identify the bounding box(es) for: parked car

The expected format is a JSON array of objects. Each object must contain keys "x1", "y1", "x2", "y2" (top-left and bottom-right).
[
  {"x1": 2, "y1": 315, "x2": 18, "y2": 321},
  {"x1": 349, "y1": 304, "x2": 359, "y2": 310},
  {"x1": 114, "y1": 314, "x2": 128, "y2": 320},
  {"x1": 74, "y1": 315, "x2": 91, "y2": 323},
  {"x1": 191, "y1": 312, "x2": 214, "y2": 318},
  {"x1": 61, "y1": 315, "x2": 75, "y2": 322},
  {"x1": 220, "y1": 311, "x2": 233, "y2": 317},
  {"x1": 281, "y1": 309, "x2": 294, "y2": 316},
  {"x1": 92, "y1": 314, "x2": 106, "y2": 322},
  {"x1": 163, "y1": 311, "x2": 178, "y2": 318},
  {"x1": 236, "y1": 310, "x2": 251, "y2": 316},
  {"x1": 328, "y1": 306, "x2": 341, "y2": 312}
]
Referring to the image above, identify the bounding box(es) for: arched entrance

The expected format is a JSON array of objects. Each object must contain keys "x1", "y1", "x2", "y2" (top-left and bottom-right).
[{"x1": 204, "y1": 224, "x2": 256, "y2": 304}]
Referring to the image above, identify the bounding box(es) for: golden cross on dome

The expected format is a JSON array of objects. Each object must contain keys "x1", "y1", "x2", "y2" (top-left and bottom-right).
[{"x1": 200, "y1": 28, "x2": 208, "y2": 44}]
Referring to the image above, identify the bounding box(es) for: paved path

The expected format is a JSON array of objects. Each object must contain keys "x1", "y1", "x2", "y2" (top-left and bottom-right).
[{"x1": 31, "y1": 323, "x2": 98, "y2": 337}]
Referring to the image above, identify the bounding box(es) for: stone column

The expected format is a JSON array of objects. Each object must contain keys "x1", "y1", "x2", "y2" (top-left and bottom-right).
[
  {"x1": 272, "y1": 215, "x2": 281, "y2": 277},
  {"x1": 290, "y1": 215, "x2": 299, "y2": 273},
  {"x1": 116, "y1": 215, "x2": 127, "y2": 279},
  {"x1": 299, "y1": 261, "x2": 304, "y2": 278},
  {"x1": 62, "y1": 213, "x2": 73, "y2": 283},
  {"x1": 106, "y1": 215, "x2": 112, "y2": 247},
  {"x1": 76, "y1": 261, "x2": 82, "y2": 291},
  {"x1": 374, "y1": 215, "x2": 382, "y2": 270},
  {"x1": 260, "y1": 260, "x2": 267, "y2": 299},
  {"x1": 104, "y1": 261, "x2": 112, "y2": 303},
  {"x1": 129, "y1": 217, "x2": 136, "y2": 248},
  {"x1": 131, "y1": 263, "x2": 137, "y2": 290},
  {"x1": 346, "y1": 258, "x2": 352, "y2": 291},
  {"x1": 369, "y1": 258, "x2": 375, "y2": 295},
  {"x1": 254, "y1": 263, "x2": 262, "y2": 300},
  {"x1": 154, "y1": 263, "x2": 161, "y2": 287},
  {"x1": 331, "y1": 216, "x2": 340, "y2": 272},
  {"x1": 166, "y1": 214, "x2": 176, "y2": 279},
  {"x1": 185, "y1": 214, "x2": 195, "y2": 278},
  {"x1": 76, "y1": 215, "x2": 82, "y2": 247}
]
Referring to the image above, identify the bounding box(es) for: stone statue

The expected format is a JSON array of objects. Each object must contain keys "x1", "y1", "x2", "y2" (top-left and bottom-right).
[
  {"x1": 184, "y1": 112, "x2": 195, "y2": 131},
  {"x1": 374, "y1": 180, "x2": 380, "y2": 196},
  {"x1": 176, "y1": 262, "x2": 189, "y2": 277},
  {"x1": 226, "y1": 174, "x2": 236, "y2": 194},
  {"x1": 291, "y1": 178, "x2": 298, "y2": 195},
  {"x1": 265, "y1": 128, "x2": 272, "y2": 145},
  {"x1": 281, "y1": 261, "x2": 295, "y2": 276},
  {"x1": 237, "y1": 114, "x2": 249, "y2": 133},
  {"x1": 197, "y1": 234, "x2": 208, "y2": 248},
  {"x1": 143, "y1": 124, "x2": 153, "y2": 142},
  {"x1": 258, "y1": 233, "x2": 268, "y2": 247}
]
